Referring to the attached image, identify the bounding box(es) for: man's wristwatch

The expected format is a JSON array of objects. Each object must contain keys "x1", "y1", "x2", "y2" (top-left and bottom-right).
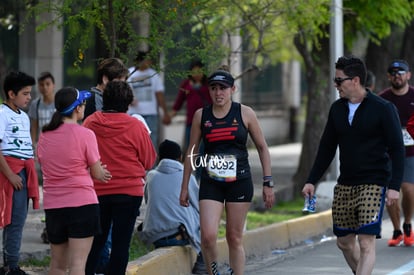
[{"x1": 263, "y1": 180, "x2": 274, "y2": 188}]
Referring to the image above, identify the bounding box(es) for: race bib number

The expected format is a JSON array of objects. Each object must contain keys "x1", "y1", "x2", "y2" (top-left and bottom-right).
[
  {"x1": 402, "y1": 128, "x2": 414, "y2": 146},
  {"x1": 207, "y1": 155, "x2": 237, "y2": 182}
]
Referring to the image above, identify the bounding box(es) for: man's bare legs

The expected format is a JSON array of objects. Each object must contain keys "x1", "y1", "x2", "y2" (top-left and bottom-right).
[
  {"x1": 402, "y1": 182, "x2": 414, "y2": 241},
  {"x1": 337, "y1": 234, "x2": 376, "y2": 275},
  {"x1": 387, "y1": 182, "x2": 414, "y2": 246}
]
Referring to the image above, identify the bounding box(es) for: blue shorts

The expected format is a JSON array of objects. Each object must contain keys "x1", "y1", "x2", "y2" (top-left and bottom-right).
[{"x1": 45, "y1": 204, "x2": 100, "y2": 244}]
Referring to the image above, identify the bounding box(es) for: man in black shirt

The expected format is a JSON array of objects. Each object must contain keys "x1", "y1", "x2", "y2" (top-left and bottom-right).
[{"x1": 302, "y1": 56, "x2": 405, "y2": 275}]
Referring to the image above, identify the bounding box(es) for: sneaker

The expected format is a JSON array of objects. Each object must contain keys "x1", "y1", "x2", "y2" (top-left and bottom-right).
[
  {"x1": 5, "y1": 267, "x2": 28, "y2": 275},
  {"x1": 210, "y1": 261, "x2": 220, "y2": 275},
  {"x1": 192, "y1": 253, "x2": 208, "y2": 274},
  {"x1": 388, "y1": 230, "x2": 403, "y2": 246},
  {"x1": 403, "y1": 224, "x2": 414, "y2": 246},
  {"x1": 192, "y1": 261, "x2": 208, "y2": 274}
]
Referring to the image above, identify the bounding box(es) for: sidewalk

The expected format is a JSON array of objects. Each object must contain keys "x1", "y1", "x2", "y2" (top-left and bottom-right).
[{"x1": 0, "y1": 142, "x2": 303, "y2": 271}]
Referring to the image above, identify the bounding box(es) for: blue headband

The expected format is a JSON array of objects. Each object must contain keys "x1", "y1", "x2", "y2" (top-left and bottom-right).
[{"x1": 60, "y1": 89, "x2": 91, "y2": 115}]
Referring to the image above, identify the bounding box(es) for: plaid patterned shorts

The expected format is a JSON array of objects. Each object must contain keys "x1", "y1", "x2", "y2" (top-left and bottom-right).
[{"x1": 332, "y1": 184, "x2": 385, "y2": 237}]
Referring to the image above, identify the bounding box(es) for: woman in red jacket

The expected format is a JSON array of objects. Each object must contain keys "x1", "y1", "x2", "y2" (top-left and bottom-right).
[{"x1": 83, "y1": 81, "x2": 156, "y2": 275}]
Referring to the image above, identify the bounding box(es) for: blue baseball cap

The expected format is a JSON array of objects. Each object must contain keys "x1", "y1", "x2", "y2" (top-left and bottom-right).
[
  {"x1": 60, "y1": 89, "x2": 91, "y2": 115},
  {"x1": 388, "y1": 60, "x2": 410, "y2": 73}
]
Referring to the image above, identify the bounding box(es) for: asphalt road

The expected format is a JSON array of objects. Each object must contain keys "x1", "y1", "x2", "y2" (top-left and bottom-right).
[{"x1": 244, "y1": 218, "x2": 414, "y2": 275}]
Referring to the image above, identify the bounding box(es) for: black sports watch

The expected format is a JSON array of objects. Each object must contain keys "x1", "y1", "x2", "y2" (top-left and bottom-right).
[{"x1": 263, "y1": 180, "x2": 274, "y2": 188}]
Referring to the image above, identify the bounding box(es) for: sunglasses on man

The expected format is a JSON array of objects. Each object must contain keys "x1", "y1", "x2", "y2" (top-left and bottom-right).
[
  {"x1": 388, "y1": 70, "x2": 407, "y2": 77},
  {"x1": 333, "y1": 77, "x2": 354, "y2": 86}
]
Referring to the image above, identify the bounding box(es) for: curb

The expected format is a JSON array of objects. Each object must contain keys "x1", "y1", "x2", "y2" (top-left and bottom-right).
[{"x1": 126, "y1": 210, "x2": 332, "y2": 275}]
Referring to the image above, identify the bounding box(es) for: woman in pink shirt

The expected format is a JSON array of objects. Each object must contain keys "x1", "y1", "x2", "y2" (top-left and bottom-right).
[{"x1": 37, "y1": 87, "x2": 111, "y2": 275}]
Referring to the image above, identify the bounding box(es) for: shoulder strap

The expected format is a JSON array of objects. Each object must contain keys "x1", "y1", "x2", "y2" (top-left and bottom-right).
[
  {"x1": 36, "y1": 98, "x2": 41, "y2": 119},
  {"x1": 128, "y1": 66, "x2": 138, "y2": 79}
]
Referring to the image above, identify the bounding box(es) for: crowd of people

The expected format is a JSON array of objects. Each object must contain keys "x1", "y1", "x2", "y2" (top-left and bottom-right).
[
  {"x1": 0, "y1": 53, "x2": 275, "y2": 275},
  {"x1": 2, "y1": 53, "x2": 414, "y2": 275}
]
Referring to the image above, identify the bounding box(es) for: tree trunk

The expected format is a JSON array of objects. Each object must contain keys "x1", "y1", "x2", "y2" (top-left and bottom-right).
[
  {"x1": 365, "y1": 25, "x2": 404, "y2": 92},
  {"x1": 292, "y1": 33, "x2": 331, "y2": 196}
]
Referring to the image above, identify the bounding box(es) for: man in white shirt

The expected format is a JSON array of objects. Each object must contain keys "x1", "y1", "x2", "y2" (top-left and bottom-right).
[{"x1": 127, "y1": 51, "x2": 171, "y2": 147}]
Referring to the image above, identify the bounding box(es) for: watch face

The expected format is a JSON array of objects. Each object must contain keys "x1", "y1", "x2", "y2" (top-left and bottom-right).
[{"x1": 264, "y1": 180, "x2": 274, "y2": 187}]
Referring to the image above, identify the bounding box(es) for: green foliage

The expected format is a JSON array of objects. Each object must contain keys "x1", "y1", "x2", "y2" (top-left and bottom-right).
[
  {"x1": 23, "y1": 0, "x2": 335, "y2": 78},
  {"x1": 0, "y1": 0, "x2": 26, "y2": 29},
  {"x1": 344, "y1": 0, "x2": 414, "y2": 45}
]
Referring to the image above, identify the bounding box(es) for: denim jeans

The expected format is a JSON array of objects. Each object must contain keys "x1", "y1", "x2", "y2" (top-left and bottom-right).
[
  {"x1": 85, "y1": 194, "x2": 142, "y2": 275},
  {"x1": 153, "y1": 236, "x2": 190, "y2": 248},
  {"x1": 96, "y1": 226, "x2": 112, "y2": 272},
  {"x1": 2, "y1": 169, "x2": 28, "y2": 269}
]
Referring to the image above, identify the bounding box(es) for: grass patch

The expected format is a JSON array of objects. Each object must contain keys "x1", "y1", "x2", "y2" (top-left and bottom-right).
[
  {"x1": 21, "y1": 256, "x2": 50, "y2": 268},
  {"x1": 241, "y1": 196, "x2": 304, "y2": 233},
  {"x1": 246, "y1": 212, "x2": 301, "y2": 230},
  {"x1": 129, "y1": 234, "x2": 153, "y2": 261}
]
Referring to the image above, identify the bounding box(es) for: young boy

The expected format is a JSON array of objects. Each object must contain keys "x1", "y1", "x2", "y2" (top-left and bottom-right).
[
  {"x1": 0, "y1": 71, "x2": 40, "y2": 275},
  {"x1": 28, "y1": 71, "x2": 56, "y2": 144},
  {"x1": 83, "y1": 57, "x2": 129, "y2": 120}
]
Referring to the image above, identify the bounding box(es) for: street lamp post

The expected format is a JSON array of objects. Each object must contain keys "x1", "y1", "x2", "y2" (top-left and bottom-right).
[{"x1": 328, "y1": 0, "x2": 343, "y2": 181}]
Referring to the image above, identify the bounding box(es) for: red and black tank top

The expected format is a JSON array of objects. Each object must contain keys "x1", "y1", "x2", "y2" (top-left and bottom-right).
[{"x1": 200, "y1": 102, "x2": 251, "y2": 181}]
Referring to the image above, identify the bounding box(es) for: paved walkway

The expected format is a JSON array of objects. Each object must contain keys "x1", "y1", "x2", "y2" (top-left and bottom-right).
[{"x1": 0, "y1": 143, "x2": 302, "y2": 271}]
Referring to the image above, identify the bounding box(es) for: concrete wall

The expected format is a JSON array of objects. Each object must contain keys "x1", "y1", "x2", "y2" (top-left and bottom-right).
[
  {"x1": 18, "y1": 1, "x2": 63, "y2": 95},
  {"x1": 35, "y1": 10, "x2": 63, "y2": 90}
]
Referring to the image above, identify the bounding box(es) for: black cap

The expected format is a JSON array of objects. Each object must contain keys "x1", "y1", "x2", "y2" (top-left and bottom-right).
[
  {"x1": 388, "y1": 60, "x2": 410, "y2": 73},
  {"x1": 208, "y1": 70, "x2": 235, "y2": 88},
  {"x1": 159, "y1": 139, "x2": 182, "y2": 161}
]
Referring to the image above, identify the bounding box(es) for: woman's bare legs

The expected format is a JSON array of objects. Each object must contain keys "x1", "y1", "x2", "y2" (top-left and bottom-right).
[
  {"x1": 225, "y1": 202, "x2": 250, "y2": 275},
  {"x1": 48, "y1": 237, "x2": 93, "y2": 275},
  {"x1": 200, "y1": 200, "x2": 223, "y2": 275}
]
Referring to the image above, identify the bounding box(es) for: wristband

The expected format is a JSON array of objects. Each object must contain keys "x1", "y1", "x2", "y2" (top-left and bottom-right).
[{"x1": 263, "y1": 176, "x2": 272, "y2": 181}]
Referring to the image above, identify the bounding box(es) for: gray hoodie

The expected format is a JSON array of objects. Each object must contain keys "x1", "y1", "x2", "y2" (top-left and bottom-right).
[{"x1": 138, "y1": 158, "x2": 201, "y2": 252}]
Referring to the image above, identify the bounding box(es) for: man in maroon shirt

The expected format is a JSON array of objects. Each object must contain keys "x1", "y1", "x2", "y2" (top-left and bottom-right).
[{"x1": 379, "y1": 59, "x2": 414, "y2": 247}]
